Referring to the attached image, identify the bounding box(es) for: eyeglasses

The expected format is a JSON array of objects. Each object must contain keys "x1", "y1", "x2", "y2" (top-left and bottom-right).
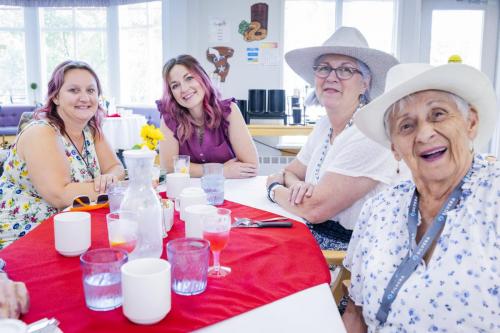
[
  {"x1": 312, "y1": 65, "x2": 362, "y2": 80},
  {"x1": 70, "y1": 194, "x2": 109, "y2": 212}
]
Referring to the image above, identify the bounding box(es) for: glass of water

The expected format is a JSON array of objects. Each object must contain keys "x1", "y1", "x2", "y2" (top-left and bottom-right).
[
  {"x1": 201, "y1": 163, "x2": 225, "y2": 205},
  {"x1": 80, "y1": 248, "x2": 128, "y2": 311},
  {"x1": 107, "y1": 181, "x2": 128, "y2": 213},
  {"x1": 166, "y1": 238, "x2": 209, "y2": 296}
]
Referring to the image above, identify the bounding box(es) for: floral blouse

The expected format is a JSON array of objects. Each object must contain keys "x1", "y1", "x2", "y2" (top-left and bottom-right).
[
  {"x1": 0, "y1": 120, "x2": 100, "y2": 249},
  {"x1": 345, "y1": 155, "x2": 499, "y2": 332}
]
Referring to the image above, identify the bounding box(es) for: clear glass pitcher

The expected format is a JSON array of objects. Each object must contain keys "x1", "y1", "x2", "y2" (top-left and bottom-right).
[{"x1": 121, "y1": 149, "x2": 162, "y2": 259}]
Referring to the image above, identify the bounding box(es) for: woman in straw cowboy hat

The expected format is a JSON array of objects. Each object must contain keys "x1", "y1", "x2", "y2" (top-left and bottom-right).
[
  {"x1": 266, "y1": 26, "x2": 402, "y2": 250},
  {"x1": 343, "y1": 63, "x2": 499, "y2": 331}
]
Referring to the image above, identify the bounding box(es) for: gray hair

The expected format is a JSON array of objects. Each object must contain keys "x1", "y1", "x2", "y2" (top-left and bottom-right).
[
  {"x1": 306, "y1": 55, "x2": 372, "y2": 107},
  {"x1": 383, "y1": 91, "x2": 471, "y2": 139}
]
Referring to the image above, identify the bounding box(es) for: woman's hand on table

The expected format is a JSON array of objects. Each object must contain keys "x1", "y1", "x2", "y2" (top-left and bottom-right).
[
  {"x1": 93, "y1": 174, "x2": 118, "y2": 193},
  {"x1": 223, "y1": 159, "x2": 258, "y2": 179},
  {"x1": 288, "y1": 181, "x2": 314, "y2": 205},
  {"x1": 0, "y1": 274, "x2": 29, "y2": 319}
]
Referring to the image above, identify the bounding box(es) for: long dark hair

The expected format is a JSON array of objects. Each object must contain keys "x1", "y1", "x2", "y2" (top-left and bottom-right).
[
  {"x1": 34, "y1": 60, "x2": 105, "y2": 137},
  {"x1": 158, "y1": 54, "x2": 224, "y2": 143}
]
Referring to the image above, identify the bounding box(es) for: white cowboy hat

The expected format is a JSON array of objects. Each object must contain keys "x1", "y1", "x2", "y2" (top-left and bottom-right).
[
  {"x1": 354, "y1": 63, "x2": 498, "y2": 150},
  {"x1": 285, "y1": 26, "x2": 399, "y2": 99}
]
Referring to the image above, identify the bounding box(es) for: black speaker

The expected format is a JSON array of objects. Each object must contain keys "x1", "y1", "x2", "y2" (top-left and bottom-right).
[
  {"x1": 267, "y1": 89, "x2": 286, "y2": 115},
  {"x1": 248, "y1": 89, "x2": 266, "y2": 114},
  {"x1": 292, "y1": 108, "x2": 302, "y2": 124},
  {"x1": 236, "y1": 99, "x2": 249, "y2": 124}
]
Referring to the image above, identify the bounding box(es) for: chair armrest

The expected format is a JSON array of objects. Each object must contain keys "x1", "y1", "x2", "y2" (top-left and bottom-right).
[{"x1": 322, "y1": 250, "x2": 347, "y2": 266}]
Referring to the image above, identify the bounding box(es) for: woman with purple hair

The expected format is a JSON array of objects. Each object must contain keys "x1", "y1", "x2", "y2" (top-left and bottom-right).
[
  {"x1": 0, "y1": 60, "x2": 125, "y2": 249},
  {"x1": 157, "y1": 54, "x2": 258, "y2": 178}
]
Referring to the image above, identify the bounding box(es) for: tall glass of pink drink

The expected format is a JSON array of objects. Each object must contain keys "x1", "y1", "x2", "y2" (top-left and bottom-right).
[{"x1": 202, "y1": 208, "x2": 231, "y2": 277}]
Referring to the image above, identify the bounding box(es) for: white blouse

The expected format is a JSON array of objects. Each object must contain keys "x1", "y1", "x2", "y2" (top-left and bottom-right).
[
  {"x1": 344, "y1": 155, "x2": 500, "y2": 332},
  {"x1": 296, "y1": 115, "x2": 401, "y2": 229}
]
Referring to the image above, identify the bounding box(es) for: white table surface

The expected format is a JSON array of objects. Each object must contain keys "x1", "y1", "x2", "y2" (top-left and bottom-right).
[
  {"x1": 102, "y1": 115, "x2": 147, "y2": 151},
  {"x1": 180, "y1": 176, "x2": 346, "y2": 332}
]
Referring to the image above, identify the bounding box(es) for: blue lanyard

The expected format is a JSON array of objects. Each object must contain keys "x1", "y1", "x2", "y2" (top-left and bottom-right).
[
  {"x1": 313, "y1": 114, "x2": 357, "y2": 182},
  {"x1": 375, "y1": 177, "x2": 467, "y2": 325}
]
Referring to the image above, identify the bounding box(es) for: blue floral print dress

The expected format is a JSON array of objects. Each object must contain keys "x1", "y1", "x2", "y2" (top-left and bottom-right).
[
  {"x1": 0, "y1": 120, "x2": 100, "y2": 249},
  {"x1": 344, "y1": 155, "x2": 499, "y2": 332}
]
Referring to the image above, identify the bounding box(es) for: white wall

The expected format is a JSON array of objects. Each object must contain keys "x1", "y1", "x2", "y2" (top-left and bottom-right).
[{"x1": 165, "y1": 0, "x2": 284, "y2": 100}]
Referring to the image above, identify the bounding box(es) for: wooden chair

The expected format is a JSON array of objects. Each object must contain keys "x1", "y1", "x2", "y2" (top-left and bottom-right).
[{"x1": 322, "y1": 250, "x2": 351, "y2": 304}]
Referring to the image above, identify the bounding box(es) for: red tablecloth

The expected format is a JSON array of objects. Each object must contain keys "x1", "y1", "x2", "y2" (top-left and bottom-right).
[{"x1": 0, "y1": 200, "x2": 330, "y2": 332}]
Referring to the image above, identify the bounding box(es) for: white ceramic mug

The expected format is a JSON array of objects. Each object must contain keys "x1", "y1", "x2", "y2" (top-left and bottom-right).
[
  {"x1": 54, "y1": 212, "x2": 91, "y2": 257},
  {"x1": 0, "y1": 319, "x2": 28, "y2": 333},
  {"x1": 166, "y1": 172, "x2": 190, "y2": 199},
  {"x1": 184, "y1": 204, "x2": 217, "y2": 238},
  {"x1": 121, "y1": 258, "x2": 171, "y2": 325},
  {"x1": 175, "y1": 187, "x2": 207, "y2": 221}
]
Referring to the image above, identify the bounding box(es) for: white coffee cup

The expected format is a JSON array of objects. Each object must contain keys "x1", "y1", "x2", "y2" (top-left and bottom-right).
[
  {"x1": 184, "y1": 204, "x2": 217, "y2": 238},
  {"x1": 176, "y1": 187, "x2": 207, "y2": 221},
  {"x1": 54, "y1": 212, "x2": 91, "y2": 256},
  {"x1": 166, "y1": 172, "x2": 190, "y2": 199},
  {"x1": 121, "y1": 258, "x2": 171, "y2": 325},
  {"x1": 0, "y1": 319, "x2": 27, "y2": 333}
]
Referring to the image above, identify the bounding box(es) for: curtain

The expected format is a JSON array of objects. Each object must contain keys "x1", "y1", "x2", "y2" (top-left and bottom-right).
[{"x1": 0, "y1": 0, "x2": 153, "y2": 6}]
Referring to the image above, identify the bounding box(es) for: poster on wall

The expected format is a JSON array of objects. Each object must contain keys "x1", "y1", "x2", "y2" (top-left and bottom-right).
[
  {"x1": 246, "y1": 47, "x2": 259, "y2": 63},
  {"x1": 209, "y1": 18, "x2": 230, "y2": 43},
  {"x1": 260, "y1": 42, "x2": 278, "y2": 66},
  {"x1": 238, "y1": 3, "x2": 268, "y2": 42},
  {"x1": 206, "y1": 47, "x2": 234, "y2": 82}
]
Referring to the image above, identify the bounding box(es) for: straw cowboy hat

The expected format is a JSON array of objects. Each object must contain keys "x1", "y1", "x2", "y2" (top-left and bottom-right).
[
  {"x1": 354, "y1": 63, "x2": 498, "y2": 150},
  {"x1": 285, "y1": 26, "x2": 399, "y2": 99}
]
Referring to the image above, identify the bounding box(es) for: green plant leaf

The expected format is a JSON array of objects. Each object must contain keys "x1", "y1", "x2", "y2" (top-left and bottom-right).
[{"x1": 238, "y1": 20, "x2": 250, "y2": 35}]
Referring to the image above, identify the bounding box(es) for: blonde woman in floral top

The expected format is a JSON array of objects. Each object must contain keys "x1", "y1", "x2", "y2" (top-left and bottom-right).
[{"x1": 0, "y1": 60, "x2": 124, "y2": 249}]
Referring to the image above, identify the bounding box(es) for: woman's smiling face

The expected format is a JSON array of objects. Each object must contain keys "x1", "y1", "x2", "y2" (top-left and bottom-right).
[{"x1": 388, "y1": 90, "x2": 478, "y2": 185}]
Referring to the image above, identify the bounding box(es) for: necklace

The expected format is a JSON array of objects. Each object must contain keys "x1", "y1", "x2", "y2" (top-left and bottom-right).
[
  {"x1": 313, "y1": 111, "x2": 358, "y2": 182},
  {"x1": 63, "y1": 129, "x2": 95, "y2": 179},
  {"x1": 196, "y1": 125, "x2": 205, "y2": 145}
]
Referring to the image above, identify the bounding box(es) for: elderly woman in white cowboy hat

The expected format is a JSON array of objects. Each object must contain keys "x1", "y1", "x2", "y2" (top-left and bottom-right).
[
  {"x1": 342, "y1": 63, "x2": 499, "y2": 332},
  {"x1": 266, "y1": 26, "x2": 401, "y2": 250}
]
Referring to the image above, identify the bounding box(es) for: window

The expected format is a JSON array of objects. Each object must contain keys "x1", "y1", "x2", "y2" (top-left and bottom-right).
[
  {"x1": 119, "y1": 1, "x2": 162, "y2": 105},
  {"x1": 342, "y1": 0, "x2": 396, "y2": 54},
  {"x1": 0, "y1": 6, "x2": 27, "y2": 104},
  {"x1": 40, "y1": 7, "x2": 108, "y2": 97},
  {"x1": 429, "y1": 10, "x2": 484, "y2": 68},
  {"x1": 283, "y1": 0, "x2": 336, "y2": 104}
]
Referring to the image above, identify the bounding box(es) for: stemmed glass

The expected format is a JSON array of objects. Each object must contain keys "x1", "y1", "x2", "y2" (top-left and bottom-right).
[
  {"x1": 202, "y1": 208, "x2": 231, "y2": 277},
  {"x1": 106, "y1": 210, "x2": 139, "y2": 254}
]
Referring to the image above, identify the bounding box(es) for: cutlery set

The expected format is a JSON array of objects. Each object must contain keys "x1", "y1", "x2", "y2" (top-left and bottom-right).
[{"x1": 232, "y1": 217, "x2": 292, "y2": 228}]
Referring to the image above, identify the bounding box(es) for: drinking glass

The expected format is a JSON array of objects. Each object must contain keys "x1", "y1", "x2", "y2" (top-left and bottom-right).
[
  {"x1": 80, "y1": 248, "x2": 128, "y2": 311},
  {"x1": 202, "y1": 208, "x2": 231, "y2": 277},
  {"x1": 106, "y1": 211, "x2": 139, "y2": 254},
  {"x1": 173, "y1": 155, "x2": 190, "y2": 174},
  {"x1": 201, "y1": 163, "x2": 224, "y2": 205},
  {"x1": 108, "y1": 181, "x2": 128, "y2": 213}
]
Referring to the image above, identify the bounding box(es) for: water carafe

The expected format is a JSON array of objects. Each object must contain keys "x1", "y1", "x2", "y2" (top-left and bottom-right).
[{"x1": 121, "y1": 149, "x2": 162, "y2": 259}]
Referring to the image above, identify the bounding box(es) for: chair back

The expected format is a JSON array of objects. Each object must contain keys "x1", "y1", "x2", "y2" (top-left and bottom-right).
[{"x1": 17, "y1": 111, "x2": 34, "y2": 133}]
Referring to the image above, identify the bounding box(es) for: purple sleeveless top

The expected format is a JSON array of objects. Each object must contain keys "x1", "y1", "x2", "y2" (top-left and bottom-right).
[{"x1": 157, "y1": 98, "x2": 236, "y2": 164}]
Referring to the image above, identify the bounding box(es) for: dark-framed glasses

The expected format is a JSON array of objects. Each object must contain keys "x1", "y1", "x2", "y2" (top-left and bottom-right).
[
  {"x1": 70, "y1": 194, "x2": 109, "y2": 211},
  {"x1": 312, "y1": 65, "x2": 362, "y2": 80}
]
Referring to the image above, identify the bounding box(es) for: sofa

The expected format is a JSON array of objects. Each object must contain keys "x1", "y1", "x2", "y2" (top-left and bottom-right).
[{"x1": 0, "y1": 105, "x2": 37, "y2": 136}]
